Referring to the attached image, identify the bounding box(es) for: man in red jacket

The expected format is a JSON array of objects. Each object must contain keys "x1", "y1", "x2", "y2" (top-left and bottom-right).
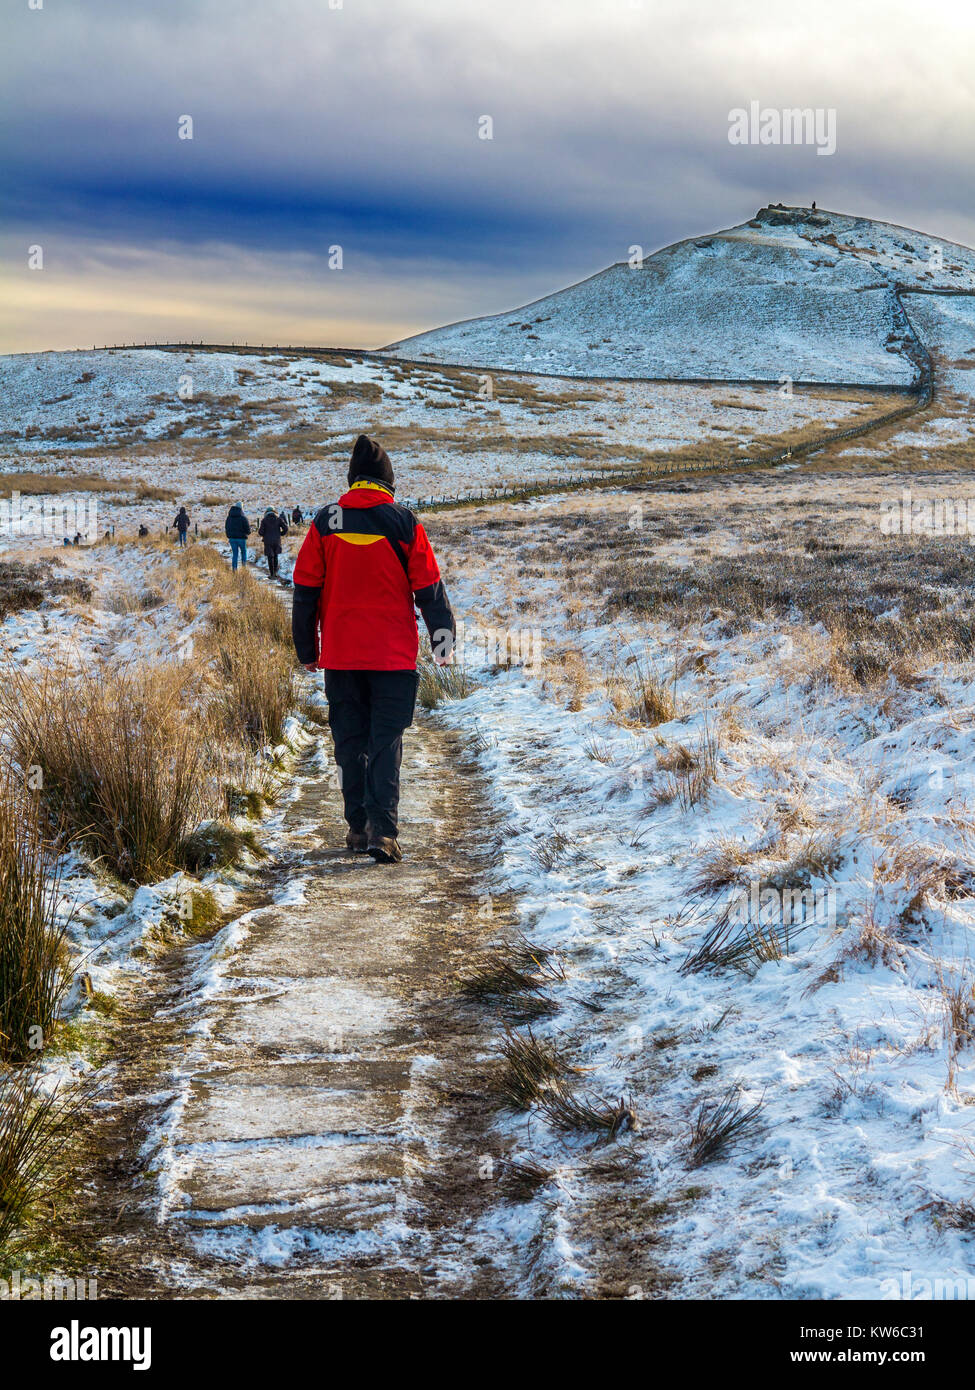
[{"x1": 291, "y1": 435, "x2": 455, "y2": 864}]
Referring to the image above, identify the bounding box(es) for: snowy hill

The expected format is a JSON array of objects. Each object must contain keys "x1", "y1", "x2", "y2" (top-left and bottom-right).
[{"x1": 386, "y1": 207, "x2": 975, "y2": 385}]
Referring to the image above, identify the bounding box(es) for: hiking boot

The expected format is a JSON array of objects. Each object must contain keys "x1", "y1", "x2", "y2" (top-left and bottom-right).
[
  {"x1": 345, "y1": 830, "x2": 369, "y2": 854},
  {"x1": 367, "y1": 836, "x2": 402, "y2": 864}
]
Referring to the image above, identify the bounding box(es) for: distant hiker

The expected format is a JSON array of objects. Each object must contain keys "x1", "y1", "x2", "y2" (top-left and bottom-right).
[
  {"x1": 138, "y1": 524, "x2": 149, "y2": 538},
  {"x1": 292, "y1": 434, "x2": 455, "y2": 865},
  {"x1": 172, "y1": 506, "x2": 190, "y2": 548},
  {"x1": 292, "y1": 505, "x2": 303, "y2": 525},
  {"x1": 811, "y1": 200, "x2": 817, "y2": 212},
  {"x1": 258, "y1": 506, "x2": 288, "y2": 579},
  {"x1": 224, "y1": 502, "x2": 251, "y2": 571}
]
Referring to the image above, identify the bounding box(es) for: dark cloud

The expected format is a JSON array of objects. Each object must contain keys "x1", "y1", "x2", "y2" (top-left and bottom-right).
[{"x1": 3, "y1": 0, "x2": 974, "y2": 350}]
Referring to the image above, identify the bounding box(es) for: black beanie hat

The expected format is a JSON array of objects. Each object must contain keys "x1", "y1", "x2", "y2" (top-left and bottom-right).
[{"x1": 348, "y1": 434, "x2": 394, "y2": 491}]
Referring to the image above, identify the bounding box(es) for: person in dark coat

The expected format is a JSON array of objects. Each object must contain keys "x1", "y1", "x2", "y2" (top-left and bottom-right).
[
  {"x1": 292, "y1": 505, "x2": 303, "y2": 525},
  {"x1": 172, "y1": 506, "x2": 190, "y2": 548},
  {"x1": 224, "y1": 503, "x2": 251, "y2": 571},
  {"x1": 258, "y1": 506, "x2": 288, "y2": 578}
]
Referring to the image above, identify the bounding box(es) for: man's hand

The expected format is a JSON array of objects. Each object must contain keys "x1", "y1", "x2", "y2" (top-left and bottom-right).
[
  {"x1": 304, "y1": 662, "x2": 319, "y2": 672},
  {"x1": 434, "y1": 652, "x2": 455, "y2": 667}
]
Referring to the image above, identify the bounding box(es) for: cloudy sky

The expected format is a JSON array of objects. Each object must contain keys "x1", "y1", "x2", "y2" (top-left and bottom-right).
[{"x1": 3, "y1": 0, "x2": 973, "y2": 353}]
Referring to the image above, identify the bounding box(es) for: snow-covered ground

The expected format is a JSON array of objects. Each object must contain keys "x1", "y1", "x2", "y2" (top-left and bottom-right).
[
  {"x1": 844, "y1": 293, "x2": 975, "y2": 463},
  {"x1": 424, "y1": 472, "x2": 975, "y2": 1297},
  {"x1": 902, "y1": 295, "x2": 975, "y2": 402},
  {"x1": 1, "y1": 348, "x2": 872, "y2": 457},
  {"x1": 0, "y1": 346, "x2": 889, "y2": 539},
  {"x1": 5, "y1": 205, "x2": 975, "y2": 1298},
  {"x1": 0, "y1": 538, "x2": 316, "y2": 1109}
]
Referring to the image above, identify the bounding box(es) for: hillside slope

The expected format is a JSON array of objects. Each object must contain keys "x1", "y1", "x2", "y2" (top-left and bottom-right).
[{"x1": 386, "y1": 207, "x2": 975, "y2": 385}]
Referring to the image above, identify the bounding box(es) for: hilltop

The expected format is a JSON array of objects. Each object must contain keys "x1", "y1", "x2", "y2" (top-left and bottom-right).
[{"x1": 385, "y1": 207, "x2": 975, "y2": 385}]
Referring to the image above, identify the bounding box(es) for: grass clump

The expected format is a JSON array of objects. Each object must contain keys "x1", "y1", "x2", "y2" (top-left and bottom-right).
[
  {"x1": 0, "y1": 1069, "x2": 92, "y2": 1255},
  {"x1": 491, "y1": 1027, "x2": 572, "y2": 1111},
  {"x1": 0, "y1": 772, "x2": 70, "y2": 1064},
  {"x1": 492, "y1": 1026, "x2": 636, "y2": 1139},
  {"x1": 179, "y1": 544, "x2": 226, "y2": 576},
  {"x1": 417, "y1": 657, "x2": 474, "y2": 709},
  {"x1": 497, "y1": 1156, "x2": 554, "y2": 1199},
  {"x1": 0, "y1": 561, "x2": 91, "y2": 619},
  {"x1": 204, "y1": 568, "x2": 295, "y2": 746},
  {"x1": 458, "y1": 940, "x2": 563, "y2": 1023},
  {"x1": 179, "y1": 822, "x2": 265, "y2": 873},
  {"x1": 691, "y1": 836, "x2": 757, "y2": 895},
  {"x1": 213, "y1": 629, "x2": 295, "y2": 747},
  {"x1": 0, "y1": 663, "x2": 218, "y2": 884},
  {"x1": 537, "y1": 1078, "x2": 637, "y2": 1139},
  {"x1": 688, "y1": 1086, "x2": 765, "y2": 1167},
  {"x1": 658, "y1": 721, "x2": 720, "y2": 812},
  {"x1": 680, "y1": 913, "x2": 807, "y2": 975},
  {"x1": 686, "y1": 832, "x2": 843, "y2": 972},
  {"x1": 612, "y1": 652, "x2": 677, "y2": 727}
]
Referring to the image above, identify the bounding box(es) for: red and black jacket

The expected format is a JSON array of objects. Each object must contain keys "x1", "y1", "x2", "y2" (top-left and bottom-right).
[{"x1": 291, "y1": 482, "x2": 455, "y2": 671}]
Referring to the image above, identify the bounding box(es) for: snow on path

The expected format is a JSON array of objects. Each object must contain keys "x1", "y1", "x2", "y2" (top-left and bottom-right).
[{"x1": 95, "y1": 714, "x2": 517, "y2": 1297}]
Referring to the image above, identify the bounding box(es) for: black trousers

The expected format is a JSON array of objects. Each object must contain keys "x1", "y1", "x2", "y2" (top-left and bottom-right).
[
  {"x1": 323, "y1": 669, "x2": 419, "y2": 839},
  {"x1": 265, "y1": 547, "x2": 280, "y2": 577}
]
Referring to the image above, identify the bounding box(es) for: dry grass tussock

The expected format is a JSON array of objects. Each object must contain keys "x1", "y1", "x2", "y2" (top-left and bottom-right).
[
  {"x1": 0, "y1": 472, "x2": 121, "y2": 498},
  {"x1": 0, "y1": 662, "x2": 221, "y2": 883},
  {"x1": 458, "y1": 939, "x2": 564, "y2": 1023},
  {"x1": 201, "y1": 563, "x2": 296, "y2": 746},
  {"x1": 0, "y1": 1067, "x2": 94, "y2": 1255},
  {"x1": 417, "y1": 656, "x2": 474, "y2": 709},
  {"x1": 688, "y1": 1086, "x2": 765, "y2": 1167},
  {"x1": 0, "y1": 544, "x2": 301, "y2": 887},
  {"x1": 938, "y1": 962, "x2": 975, "y2": 1094},
  {"x1": 649, "y1": 720, "x2": 720, "y2": 812},
  {"x1": 610, "y1": 650, "x2": 678, "y2": 727},
  {"x1": 0, "y1": 767, "x2": 71, "y2": 1064},
  {"x1": 692, "y1": 829, "x2": 844, "y2": 899},
  {"x1": 681, "y1": 830, "x2": 844, "y2": 975},
  {"x1": 491, "y1": 1026, "x2": 573, "y2": 1111},
  {"x1": 490, "y1": 1026, "x2": 635, "y2": 1138}
]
